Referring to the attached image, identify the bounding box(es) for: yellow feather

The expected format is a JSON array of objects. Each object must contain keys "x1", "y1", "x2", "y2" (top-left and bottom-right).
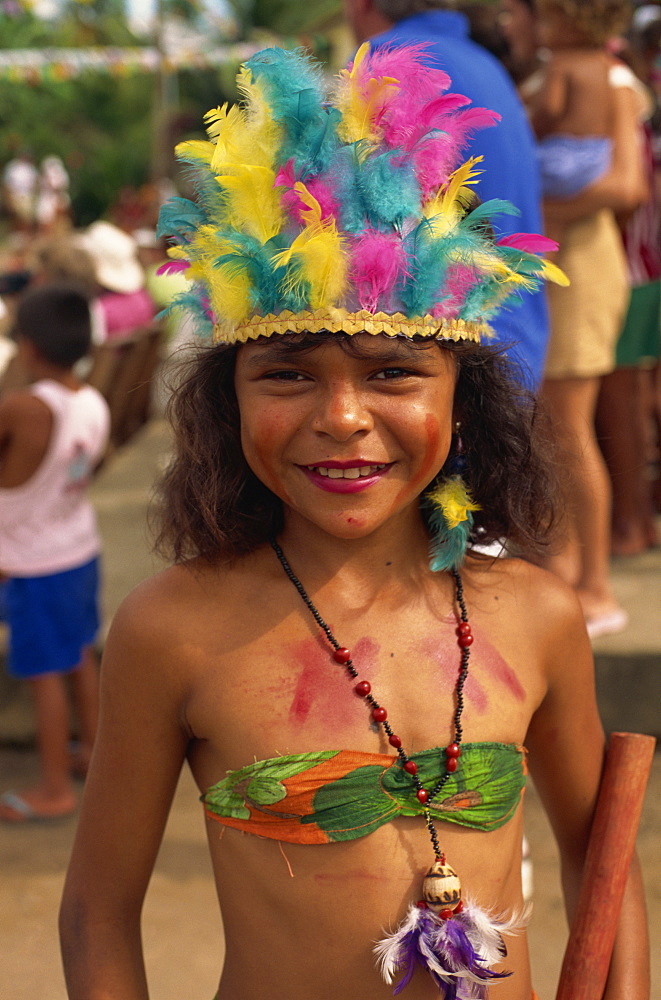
[
  {"x1": 209, "y1": 104, "x2": 249, "y2": 172},
  {"x1": 207, "y1": 74, "x2": 280, "y2": 173},
  {"x1": 215, "y1": 164, "x2": 284, "y2": 243},
  {"x1": 427, "y1": 478, "x2": 480, "y2": 528},
  {"x1": 175, "y1": 139, "x2": 214, "y2": 166},
  {"x1": 423, "y1": 157, "x2": 483, "y2": 237},
  {"x1": 335, "y1": 41, "x2": 399, "y2": 146},
  {"x1": 540, "y1": 258, "x2": 570, "y2": 286},
  {"x1": 204, "y1": 104, "x2": 230, "y2": 140},
  {"x1": 292, "y1": 181, "x2": 323, "y2": 226},
  {"x1": 272, "y1": 184, "x2": 347, "y2": 309},
  {"x1": 187, "y1": 226, "x2": 251, "y2": 326}
]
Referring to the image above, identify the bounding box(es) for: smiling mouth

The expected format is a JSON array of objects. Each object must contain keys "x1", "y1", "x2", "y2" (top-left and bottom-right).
[{"x1": 304, "y1": 464, "x2": 388, "y2": 480}]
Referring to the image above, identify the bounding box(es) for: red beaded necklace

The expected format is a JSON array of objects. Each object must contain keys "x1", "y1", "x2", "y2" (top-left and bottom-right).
[
  {"x1": 271, "y1": 539, "x2": 471, "y2": 890},
  {"x1": 271, "y1": 541, "x2": 514, "y2": 997}
]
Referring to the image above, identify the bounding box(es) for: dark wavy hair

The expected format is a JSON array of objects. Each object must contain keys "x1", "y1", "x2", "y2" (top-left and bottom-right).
[{"x1": 153, "y1": 334, "x2": 561, "y2": 564}]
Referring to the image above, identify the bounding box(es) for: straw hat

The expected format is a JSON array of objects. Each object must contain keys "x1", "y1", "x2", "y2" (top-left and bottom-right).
[{"x1": 79, "y1": 221, "x2": 145, "y2": 294}]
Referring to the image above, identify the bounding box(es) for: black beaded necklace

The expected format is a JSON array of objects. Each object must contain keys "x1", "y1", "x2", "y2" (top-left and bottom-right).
[{"x1": 271, "y1": 538, "x2": 472, "y2": 883}]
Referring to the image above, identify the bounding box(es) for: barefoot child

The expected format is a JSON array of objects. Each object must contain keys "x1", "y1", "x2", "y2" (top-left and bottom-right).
[
  {"x1": 60, "y1": 46, "x2": 649, "y2": 999},
  {"x1": 0, "y1": 284, "x2": 109, "y2": 821}
]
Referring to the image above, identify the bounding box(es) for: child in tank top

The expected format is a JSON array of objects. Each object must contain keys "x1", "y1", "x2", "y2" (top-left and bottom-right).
[{"x1": 0, "y1": 283, "x2": 109, "y2": 822}]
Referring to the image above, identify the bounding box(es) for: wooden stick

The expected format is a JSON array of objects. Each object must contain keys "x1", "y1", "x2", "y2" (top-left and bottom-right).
[{"x1": 555, "y1": 731, "x2": 655, "y2": 1000}]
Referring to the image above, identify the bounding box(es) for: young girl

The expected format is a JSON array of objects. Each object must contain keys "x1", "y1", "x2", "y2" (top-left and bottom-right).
[{"x1": 59, "y1": 45, "x2": 649, "y2": 1000}]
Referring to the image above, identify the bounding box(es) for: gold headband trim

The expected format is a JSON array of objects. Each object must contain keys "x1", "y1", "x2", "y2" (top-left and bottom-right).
[{"x1": 214, "y1": 309, "x2": 490, "y2": 345}]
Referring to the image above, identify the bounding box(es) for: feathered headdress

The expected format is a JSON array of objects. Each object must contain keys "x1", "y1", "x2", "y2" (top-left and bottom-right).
[{"x1": 158, "y1": 43, "x2": 567, "y2": 344}]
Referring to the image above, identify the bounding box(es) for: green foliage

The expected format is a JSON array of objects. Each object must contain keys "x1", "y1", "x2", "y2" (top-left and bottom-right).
[
  {"x1": 0, "y1": 5, "x2": 237, "y2": 223},
  {"x1": 228, "y1": 0, "x2": 341, "y2": 35}
]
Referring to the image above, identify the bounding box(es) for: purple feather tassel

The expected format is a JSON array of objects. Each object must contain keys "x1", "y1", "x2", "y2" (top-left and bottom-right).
[{"x1": 375, "y1": 899, "x2": 527, "y2": 997}]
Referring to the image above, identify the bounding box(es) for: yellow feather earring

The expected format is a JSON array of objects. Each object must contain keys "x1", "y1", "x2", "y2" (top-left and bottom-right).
[{"x1": 426, "y1": 429, "x2": 480, "y2": 572}]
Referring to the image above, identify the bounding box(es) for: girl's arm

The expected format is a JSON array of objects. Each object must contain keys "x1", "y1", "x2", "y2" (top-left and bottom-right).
[
  {"x1": 59, "y1": 577, "x2": 192, "y2": 1000},
  {"x1": 525, "y1": 580, "x2": 650, "y2": 1000},
  {"x1": 544, "y1": 84, "x2": 648, "y2": 227}
]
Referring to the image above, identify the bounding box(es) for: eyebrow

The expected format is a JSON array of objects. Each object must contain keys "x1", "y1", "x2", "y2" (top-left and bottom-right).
[{"x1": 241, "y1": 338, "x2": 438, "y2": 369}]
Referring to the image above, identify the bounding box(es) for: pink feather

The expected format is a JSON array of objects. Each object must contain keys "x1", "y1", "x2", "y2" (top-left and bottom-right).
[
  {"x1": 497, "y1": 232, "x2": 559, "y2": 253},
  {"x1": 362, "y1": 44, "x2": 451, "y2": 96},
  {"x1": 306, "y1": 177, "x2": 341, "y2": 224},
  {"x1": 412, "y1": 107, "x2": 501, "y2": 197},
  {"x1": 349, "y1": 230, "x2": 409, "y2": 313},
  {"x1": 274, "y1": 160, "x2": 296, "y2": 190},
  {"x1": 384, "y1": 93, "x2": 472, "y2": 153},
  {"x1": 431, "y1": 264, "x2": 478, "y2": 318},
  {"x1": 157, "y1": 260, "x2": 190, "y2": 275},
  {"x1": 275, "y1": 160, "x2": 340, "y2": 225}
]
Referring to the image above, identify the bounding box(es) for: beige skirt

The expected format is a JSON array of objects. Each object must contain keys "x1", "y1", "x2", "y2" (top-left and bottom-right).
[{"x1": 544, "y1": 209, "x2": 629, "y2": 379}]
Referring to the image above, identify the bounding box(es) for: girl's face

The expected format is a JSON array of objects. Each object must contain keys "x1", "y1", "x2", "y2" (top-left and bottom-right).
[{"x1": 234, "y1": 334, "x2": 457, "y2": 541}]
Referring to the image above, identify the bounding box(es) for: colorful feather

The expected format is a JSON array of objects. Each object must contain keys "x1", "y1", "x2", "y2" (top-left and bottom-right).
[
  {"x1": 272, "y1": 183, "x2": 347, "y2": 310},
  {"x1": 349, "y1": 230, "x2": 409, "y2": 313},
  {"x1": 374, "y1": 899, "x2": 524, "y2": 997},
  {"x1": 497, "y1": 232, "x2": 559, "y2": 254},
  {"x1": 276, "y1": 159, "x2": 341, "y2": 225},
  {"x1": 426, "y1": 476, "x2": 480, "y2": 571},
  {"x1": 159, "y1": 43, "x2": 568, "y2": 344},
  {"x1": 214, "y1": 163, "x2": 283, "y2": 243},
  {"x1": 335, "y1": 42, "x2": 400, "y2": 147},
  {"x1": 355, "y1": 148, "x2": 420, "y2": 227}
]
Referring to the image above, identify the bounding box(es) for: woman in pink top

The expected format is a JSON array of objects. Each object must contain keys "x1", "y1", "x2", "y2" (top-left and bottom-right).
[{"x1": 79, "y1": 221, "x2": 155, "y2": 341}]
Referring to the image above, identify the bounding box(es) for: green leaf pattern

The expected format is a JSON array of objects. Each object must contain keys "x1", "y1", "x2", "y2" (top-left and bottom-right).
[
  {"x1": 203, "y1": 750, "x2": 338, "y2": 820},
  {"x1": 202, "y1": 743, "x2": 525, "y2": 839}
]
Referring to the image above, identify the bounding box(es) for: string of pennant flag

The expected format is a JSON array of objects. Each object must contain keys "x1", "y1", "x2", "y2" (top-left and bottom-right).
[{"x1": 0, "y1": 43, "x2": 262, "y2": 83}]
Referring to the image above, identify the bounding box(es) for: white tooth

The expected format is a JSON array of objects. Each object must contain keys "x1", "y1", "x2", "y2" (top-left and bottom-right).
[
  {"x1": 344, "y1": 468, "x2": 361, "y2": 479},
  {"x1": 359, "y1": 466, "x2": 372, "y2": 476},
  {"x1": 316, "y1": 467, "x2": 329, "y2": 476},
  {"x1": 327, "y1": 468, "x2": 344, "y2": 479}
]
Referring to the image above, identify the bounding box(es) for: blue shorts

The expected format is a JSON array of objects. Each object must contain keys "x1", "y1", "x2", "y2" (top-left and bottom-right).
[{"x1": 5, "y1": 557, "x2": 101, "y2": 679}]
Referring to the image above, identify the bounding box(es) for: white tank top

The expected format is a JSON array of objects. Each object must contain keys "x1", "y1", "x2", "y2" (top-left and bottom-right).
[{"x1": 0, "y1": 380, "x2": 110, "y2": 576}]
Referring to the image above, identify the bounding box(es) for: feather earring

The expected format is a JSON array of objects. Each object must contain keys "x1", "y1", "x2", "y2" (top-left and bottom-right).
[{"x1": 426, "y1": 431, "x2": 479, "y2": 572}]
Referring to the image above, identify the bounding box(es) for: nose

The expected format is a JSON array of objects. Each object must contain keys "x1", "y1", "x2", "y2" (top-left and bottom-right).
[{"x1": 311, "y1": 379, "x2": 374, "y2": 441}]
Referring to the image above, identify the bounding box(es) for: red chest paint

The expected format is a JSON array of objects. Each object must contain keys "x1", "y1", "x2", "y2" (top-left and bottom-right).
[
  {"x1": 419, "y1": 632, "x2": 488, "y2": 714},
  {"x1": 470, "y1": 625, "x2": 526, "y2": 702},
  {"x1": 288, "y1": 634, "x2": 381, "y2": 724}
]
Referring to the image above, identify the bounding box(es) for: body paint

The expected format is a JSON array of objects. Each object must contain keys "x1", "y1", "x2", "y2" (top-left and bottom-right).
[{"x1": 288, "y1": 635, "x2": 381, "y2": 724}]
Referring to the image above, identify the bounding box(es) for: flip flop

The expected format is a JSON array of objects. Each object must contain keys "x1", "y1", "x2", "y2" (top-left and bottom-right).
[
  {"x1": 586, "y1": 607, "x2": 630, "y2": 641},
  {"x1": 0, "y1": 790, "x2": 76, "y2": 823}
]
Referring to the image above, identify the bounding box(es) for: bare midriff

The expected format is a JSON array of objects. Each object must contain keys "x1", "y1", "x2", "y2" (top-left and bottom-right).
[{"x1": 203, "y1": 809, "x2": 534, "y2": 1000}]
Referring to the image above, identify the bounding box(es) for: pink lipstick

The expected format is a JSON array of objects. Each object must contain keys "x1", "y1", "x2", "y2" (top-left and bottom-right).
[{"x1": 298, "y1": 461, "x2": 392, "y2": 494}]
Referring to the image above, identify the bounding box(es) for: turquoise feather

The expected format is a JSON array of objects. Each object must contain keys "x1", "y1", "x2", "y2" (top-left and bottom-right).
[
  {"x1": 213, "y1": 233, "x2": 286, "y2": 316},
  {"x1": 356, "y1": 149, "x2": 420, "y2": 227},
  {"x1": 428, "y1": 505, "x2": 474, "y2": 571},
  {"x1": 156, "y1": 197, "x2": 206, "y2": 240}
]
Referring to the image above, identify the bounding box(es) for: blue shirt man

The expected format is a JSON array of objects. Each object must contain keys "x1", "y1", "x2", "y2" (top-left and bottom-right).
[{"x1": 346, "y1": 4, "x2": 549, "y2": 387}]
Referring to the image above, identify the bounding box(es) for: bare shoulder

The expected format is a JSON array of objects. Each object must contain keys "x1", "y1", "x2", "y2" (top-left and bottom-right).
[
  {"x1": 466, "y1": 555, "x2": 587, "y2": 649},
  {"x1": 108, "y1": 548, "x2": 276, "y2": 654},
  {"x1": 0, "y1": 387, "x2": 49, "y2": 426}
]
